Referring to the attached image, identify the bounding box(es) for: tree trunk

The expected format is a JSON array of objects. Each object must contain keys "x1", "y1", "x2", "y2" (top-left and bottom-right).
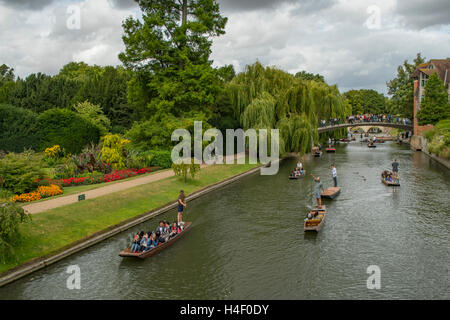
[{"x1": 182, "y1": 0, "x2": 188, "y2": 26}]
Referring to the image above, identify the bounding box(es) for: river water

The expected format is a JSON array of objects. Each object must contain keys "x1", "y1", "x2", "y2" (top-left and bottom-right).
[{"x1": 0, "y1": 140, "x2": 449, "y2": 299}]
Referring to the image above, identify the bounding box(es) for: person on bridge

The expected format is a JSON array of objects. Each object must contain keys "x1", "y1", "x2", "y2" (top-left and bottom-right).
[
  {"x1": 331, "y1": 164, "x2": 338, "y2": 187},
  {"x1": 177, "y1": 190, "x2": 187, "y2": 224},
  {"x1": 311, "y1": 174, "x2": 324, "y2": 208}
]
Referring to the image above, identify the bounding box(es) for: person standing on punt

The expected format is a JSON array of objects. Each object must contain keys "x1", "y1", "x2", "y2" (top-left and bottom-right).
[
  {"x1": 311, "y1": 174, "x2": 324, "y2": 208},
  {"x1": 392, "y1": 158, "x2": 399, "y2": 179},
  {"x1": 177, "y1": 190, "x2": 187, "y2": 225},
  {"x1": 331, "y1": 164, "x2": 337, "y2": 187}
]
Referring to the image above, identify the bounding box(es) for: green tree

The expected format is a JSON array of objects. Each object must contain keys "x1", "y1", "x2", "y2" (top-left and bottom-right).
[
  {"x1": 344, "y1": 89, "x2": 386, "y2": 114},
  {"x1": 119, "y1": 0, "x2": 228, "y2": 120},
  {"x1": 73, "y1": 101, "x2": 111, "y2": 135},
  {"x1": 172, "y1": 159, "x2": 200, "y2": 182},
  {"x1": 417, "y1": 73, "x2": 450, "y2": 125},
  {"x1": 387, "y1": 53, "x2": 425, "y2": 118},
  {"x1": 294, "y1": 70, "x2": 325, "y2": 83},
  {"x1": 0, "y1": 64, "x2": 15, "y2": 83},
  {"x1": 0, "y1": 202, "x2": 31, "y2": 263}
]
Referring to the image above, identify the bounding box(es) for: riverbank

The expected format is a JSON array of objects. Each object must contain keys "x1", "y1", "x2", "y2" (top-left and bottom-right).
[
  {"x1": 0, "y1": 163, "x2": 260, "y2": 285},
  {"x1": 411, "y1": 135, "x2": 450, "y2": 170}
]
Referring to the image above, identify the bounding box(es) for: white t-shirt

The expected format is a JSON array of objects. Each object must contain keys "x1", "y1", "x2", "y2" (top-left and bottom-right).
[
  {"x1": 332, "y1": 167, "x2": 337, "y2": 178},
  {"x1": 297, "y1": 162, "x2": 302, "y2": 169}
]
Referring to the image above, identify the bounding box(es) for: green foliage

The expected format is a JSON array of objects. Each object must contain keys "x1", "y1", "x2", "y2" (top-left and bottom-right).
[
  {"x1": 417, "y1": 74, "x2": 450, "y2": 125},
  {"x1": 126, "y1": 113, "x2": 210, "y2": 151},
  {"x1": 424, "y1": 119, "x2": 450, "y2": 159},
  {"x1": 73, "y1": 100, "x2": 111, "y2": 135},
  {"x1": 0, "y1": 64, "x2": 15, "y2": 83},
  {"x1": 0, "y1": 202, "x2": 31, "y2": 263},
  {"x1": 147, "y1": 150, "x2": 173, "y2": 169},
  {"x1": 172, "y1": 159, "x2": 201, "y2": 182},
  {"x1": 294, "y1": 70, "x2": 325, "y2": 83},
  {"x1": 0, "y1": 150, "x2": 47, "y2": 194},
  {"x1": 7, "y1": 73, "x2": 81, "y2": 113},
  {"x1": 0, "y1": 104, "x2": 40, "y2": 152},
  {"x1": 70, "y1": 143, "x2": 110, "y2": 175},
  {"x1": 100, "y1": 134, "x2": 129, "y2": 169},
  {"x1": 119, "y1": 0, "x2": 227, "y2": 120},
  {"x1": 343, "y1": 89, "x2": 387, "y2": 114},
  {"x1": 386, "y1": 53, "x2": 425, "y2": 118},
  {"x1": 227, "y1": 62, "x2": 350, "y2": 155},
  {"x1": 38, "y1": 108, "x2": 101, "y2": 154}
]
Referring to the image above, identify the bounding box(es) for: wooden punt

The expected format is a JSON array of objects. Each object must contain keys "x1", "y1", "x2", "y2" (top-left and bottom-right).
[
  {"x1": 119, "y1": 222, "x2": 192, "y2": 259},
  {"x1": 368, "y1": 144, "x2": 377, "y2": 148},
  {"x1": 326, "y1": 148, "x2": 336, "y2": 153},
  {"x1": 340, "y1": 138, "x2": 350, "y2": 143},
  {"x1": 289, "y1": 176, "x2": 298, "y2": 180},
  {"x1": 321, "y1": 187, "x2": 341, "y2": 199},
  {"x1": 381, "y1": 176, "x2": 400, "y2": 186},
  {"x1": 314, "y1": 151, "x2": 323, "y2": 157},
  {"x1": 304, "y1": 206, "x2": 326, "y2": 232}
]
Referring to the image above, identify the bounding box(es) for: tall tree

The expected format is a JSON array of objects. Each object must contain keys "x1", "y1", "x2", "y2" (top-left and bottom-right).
[
  {"x1": 0, "y1": 64, "x2": 15, "y2": 83},
  {"x1": 119, "y1": 0, "x2": 227, "y2": 119},
  {"x1": 386, "y1": 53, "x2": 425, "y2": 118},
  {"x1": 294, "y1": 70, "x2": 325, "y2": 83},
  {"x1": 417, "y1": 73, "x2": 450, "y2": 125},
  {"x1": 344, "y1": 89, "x2": 386, "y2": 114}
]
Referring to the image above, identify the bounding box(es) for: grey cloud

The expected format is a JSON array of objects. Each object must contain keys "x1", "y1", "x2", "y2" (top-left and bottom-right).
[
  {"x1": 395, "y1": 0, "x2": 450, "y2": 29},
  {"x1": 107, "y1": 0, "x2": 137, "y2": 9},
  {"x1": 218, "y1": 0, "x2": 298, "y2": 13},
  {"x1": 0, "y1": 0, "x2": 54, "y2": 10}
]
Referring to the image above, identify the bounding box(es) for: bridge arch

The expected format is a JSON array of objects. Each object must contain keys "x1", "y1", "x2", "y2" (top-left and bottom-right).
[{"x1": 317, "y1": 122, "x2": 413, "y2": 134}]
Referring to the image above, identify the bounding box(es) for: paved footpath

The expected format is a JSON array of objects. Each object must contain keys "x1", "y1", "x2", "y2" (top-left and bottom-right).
[{"x1": 23, "y1": 154, "x2": 245, "y2": 214}]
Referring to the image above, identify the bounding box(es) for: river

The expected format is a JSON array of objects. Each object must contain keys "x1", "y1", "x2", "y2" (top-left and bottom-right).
[{"x1": 0, "y1": 140, "x2": 449, "y2": 299}]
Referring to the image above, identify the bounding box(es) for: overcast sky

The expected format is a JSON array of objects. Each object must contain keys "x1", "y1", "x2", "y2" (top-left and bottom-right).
[{"x1": 1, "y1": 0, "x2": 449, "y2": 93}]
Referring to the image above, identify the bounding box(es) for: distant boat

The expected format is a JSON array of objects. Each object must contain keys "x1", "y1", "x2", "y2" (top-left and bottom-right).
[
  {"x1": 119, "y1": 222, "x2": 192, "y2": 259},
  {"x1": 314, "y1": 151, "x2": 323, "y2": 157},
  {"x1": 368, "y1": 144, "x2": 377, "y2": 148},
  {"x1": 326, "y1": 148, "x2": 336, "y2": 153},
  {"x1": 321, "y1": 187, "x2": 341, "y2": 199}
]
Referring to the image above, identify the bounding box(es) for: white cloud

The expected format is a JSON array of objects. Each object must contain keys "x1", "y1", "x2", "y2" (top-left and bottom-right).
[{"x1": 0, "y1": 0, "x2": 449, "y2": 94}]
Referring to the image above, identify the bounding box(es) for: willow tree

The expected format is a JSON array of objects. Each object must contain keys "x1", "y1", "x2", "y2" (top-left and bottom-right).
[{"x1": 227, "y1": 62, "x2": 350, "y2": 155}]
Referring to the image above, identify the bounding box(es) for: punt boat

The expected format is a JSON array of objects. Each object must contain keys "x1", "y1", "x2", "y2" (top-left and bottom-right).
[
  {"x1": 119, "y1": 222, "x2": 192, "y2": 259},
  {"x1": 321, "y1": 187, "x2": 341, "y2": 199}
]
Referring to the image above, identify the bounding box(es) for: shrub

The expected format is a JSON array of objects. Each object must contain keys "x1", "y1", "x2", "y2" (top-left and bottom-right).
[
  {"x1": 0, "y1": 202, "x2": 31, "y2": 263},
  {"x1": 147, "y1": 150, "x2": 172, "y2": 169},
  {"x1": 172, "y1": 159, "x2": 201, "y2": 182},
  {"x1": 0, "y1": 104, "x2": 40, "y2": 152},
  {"x1": 38, "y1": 108, "x2": 101, "y2": 154},
  {"x1": 100, "y1": 134, "x2": 130, "y2": 169},
  {"x1": 0, "y1": 151, "x2": 47, "y2": 194}
]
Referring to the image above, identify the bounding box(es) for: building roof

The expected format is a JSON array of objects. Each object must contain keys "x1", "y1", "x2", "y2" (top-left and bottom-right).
[{"x1": 413, "y1": 59, "x2": 450, "y2": 85}]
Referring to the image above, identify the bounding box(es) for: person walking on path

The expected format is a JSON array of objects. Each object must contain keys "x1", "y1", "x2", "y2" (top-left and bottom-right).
[
  {"x1": 331, "y1": 164, "x2": 338, "y2": 187},
  {"x1": 177, "y1": 190, "x2": 187, "y2": 224},
  {"x1": 311, "y1": 174, "x2": 324, "y2": 208}
]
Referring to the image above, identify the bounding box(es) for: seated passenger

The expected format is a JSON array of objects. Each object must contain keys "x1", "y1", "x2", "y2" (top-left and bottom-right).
[
  {"x1": 169, "y1": 222, "x2": 181, "y2": 238},
  {"x1": 157, "y1": 220, "x2": 166, "y2": 235},
  {"x1": 139, "y1": 233, "x2": 149, "y2": 252},
  {"x1": 146, "y1": 232, "x2": 159, "y2": 250},
  {"x1": 130, "y1": 232, "x2": 141, "y2": 253}
]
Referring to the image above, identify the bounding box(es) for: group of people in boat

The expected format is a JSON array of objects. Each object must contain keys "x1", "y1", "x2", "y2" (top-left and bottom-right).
[
  {"x1": 290, "y1": 161, "x2": 305, "y2": 178},
  {"x1": 129, "y1": 190, "x2": 188, "y2": 254},
  {"x1": 130, "y1": 220, "x2": 185, "y2": 253}
]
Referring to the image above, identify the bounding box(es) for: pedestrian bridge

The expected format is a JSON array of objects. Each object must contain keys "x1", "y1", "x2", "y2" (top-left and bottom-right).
[{"x1": 318, "y1": 122, "x2": 413, "y2": 134}]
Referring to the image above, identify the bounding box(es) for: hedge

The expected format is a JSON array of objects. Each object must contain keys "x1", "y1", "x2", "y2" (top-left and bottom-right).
[
  {"x1": 38, "y1": 108, "x2": 101, "y2": 154},
  {"x1": 0, "y1": 104, "x2": 40, "y2": 152}
]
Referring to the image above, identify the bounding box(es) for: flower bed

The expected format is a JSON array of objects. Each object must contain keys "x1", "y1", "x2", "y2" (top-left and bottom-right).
[
  {"x1": 48, "y1": 168, "x2": 153, "y2": 187},
  {"x1": 12, "y1": 184, "x2": 63, "y2": 203}
]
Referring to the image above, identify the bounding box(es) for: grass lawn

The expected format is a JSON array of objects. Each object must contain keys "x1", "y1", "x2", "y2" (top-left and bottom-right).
[{"x1": 1, "y1": 163, "x2": 258, "y2": 274}]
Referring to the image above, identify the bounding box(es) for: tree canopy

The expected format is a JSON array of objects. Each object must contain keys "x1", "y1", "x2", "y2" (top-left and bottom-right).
[
  {"x1": 417, "y1": 73, "x2": 450, "y2": 125},
  {"x1": 387, "y1": 53, "x2": 425, "y2": 118},
  {"x1": 343, "y1": 89, "x2": 387, "y2": 114}
]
